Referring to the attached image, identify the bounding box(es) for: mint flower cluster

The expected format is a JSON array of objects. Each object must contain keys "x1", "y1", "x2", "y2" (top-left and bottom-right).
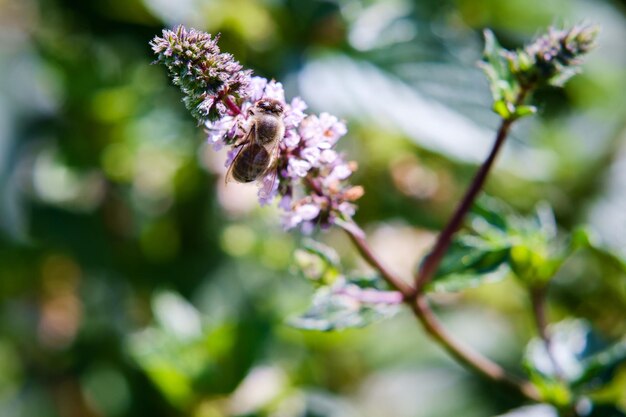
[
  {"x1": 150, "y1": 26, "x2": 251, "y2": 122},
  {"x1": 507, "y1": 25, "x2": 599, "y2": 87},
  {"x1": 151, "y1": 26, "x2": 363, "y2": 232},
  {"x1": 480, "y1": 25, "x2": 597, "y2": 121}
]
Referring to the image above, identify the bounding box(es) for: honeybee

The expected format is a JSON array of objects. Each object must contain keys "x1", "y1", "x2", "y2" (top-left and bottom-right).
[{"x1": 226, "y1": 98, "x2": 285, "y2": 193}]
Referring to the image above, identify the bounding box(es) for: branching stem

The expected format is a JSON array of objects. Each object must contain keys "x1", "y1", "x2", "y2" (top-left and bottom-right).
[
  {"x1": 412, "y1": 293, "x2": 541, "y2": 401},
  {"x1": 341, "y1": 222, "x2": 541, "y2": 402},
  {"x1": 339, "y1": 86, "x2": 543, "y2": 401},
  {"x1": 414, "y1": 117, "x2": 512, "y2": 292},
  {"x1": 414, "y1": 87, "x2": 530, "y2": 292},
  {"x1": 344, "y1": 224, "x2": 414, "y2": 297},
  {"x1": 530, "y1": 285, "x2": 563, "y2": 378}
]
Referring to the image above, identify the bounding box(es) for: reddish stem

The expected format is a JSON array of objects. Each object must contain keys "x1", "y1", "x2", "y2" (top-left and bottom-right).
[
  {"x1": 342, "y1": 223, "x2": 414, "y2": 297},
  {"x1": 530, "y1": 285, "x2": 563, "y2": 378},
  {"x1": 341, "y1": 223, "x2": 540, "y2": 402},
  {"x1": 414, "y1": 87, "x2": 531, "y2": 292},
  {"x1": 415, "y1": 118, "x2": 513, "y2": 291},
  {"x1": 340, "y1": 87, "x2": 541, "y2": 400},
  {"x1": 223, "y1": 95, "x2": 242, "y2": 115}
]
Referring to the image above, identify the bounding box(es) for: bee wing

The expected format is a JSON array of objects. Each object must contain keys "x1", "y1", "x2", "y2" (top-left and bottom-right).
[
  {"x1": 225, "y1": 124, "x2": 256, "y2": 184},
  {"x1": 258, "y1": 138, "x2": 282, "y2": 198},
  {"x1": 224, "y1": 145, "x2": 245, "y2": 185}
]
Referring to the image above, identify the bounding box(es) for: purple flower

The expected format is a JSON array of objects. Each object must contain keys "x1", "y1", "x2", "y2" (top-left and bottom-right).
[
  {"x1": 248, "y1": 77, "x2": 268, "y2": 102},
  {"x1": 320, "y1": 149, "x2": 337, "y2": 164},
  {"x1": 224, "y1": 147, "x2": 240, "y2": 168},
  {"x1": 287, "y1": 159, "x2": 312, "y2": 178},
  {"x1": 207, "y1": 116, "x2": 236, "y2": 150},
  {"x1": 337, "y1": 202, "x2": 356, "y2": 217},
  {"x1": 151, "y1": 26, "x2": 251, "y2": 122},
  {"x1": 284, "y1": 98, "x2": 307, "y2": 129},
  {"x1": 258, "y1": 174, "x2": 279, "y2": 206},
  {"x1": 283, "y1": 131, "x2": 301, "y2": 149},
  {"x1": 282, "y1": 203, "x2": 321, "y2": 230},
  {"x1": 153, "y1": 26, "x2": 364, "y2": 233},
  {"x1": 263, "y1": 80, "x2": 286, "y2": 102},
  {"x1": 300, "y1": 147, "x2": 321, "y2": 166},
  {"x1": 328, "y1": 164, "x2": 352, "y2": 182}
]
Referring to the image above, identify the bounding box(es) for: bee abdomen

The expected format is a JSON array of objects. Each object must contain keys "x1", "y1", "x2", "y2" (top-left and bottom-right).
[{"x1": 232, "y1": 144, "x2": 270, "y2": 182}]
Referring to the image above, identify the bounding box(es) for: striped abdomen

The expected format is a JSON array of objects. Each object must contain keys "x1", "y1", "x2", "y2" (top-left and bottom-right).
[{"x1": 232, "y1": 144, "x2": 270, "y2": 183}]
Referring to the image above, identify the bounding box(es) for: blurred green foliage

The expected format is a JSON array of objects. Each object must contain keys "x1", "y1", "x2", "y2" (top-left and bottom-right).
[{"x1": 1, "y1": 0, "x2": 625, "y2": 416}]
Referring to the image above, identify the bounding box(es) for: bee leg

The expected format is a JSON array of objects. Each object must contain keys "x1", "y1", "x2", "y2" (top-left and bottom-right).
[
  {"x1": 233, "y1": 136, "x2": 247, "y2": 147},
  {"x1": 233, "y1": 124, "x2": 256, "y2": 147}
]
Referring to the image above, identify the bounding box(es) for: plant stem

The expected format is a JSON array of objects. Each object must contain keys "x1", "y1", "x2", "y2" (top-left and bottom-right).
[
  {"x1": 343, "y1": 222, "x2": 414, "y2": 297},
  {"x1": 412, "y1": 294, "x2": 541, "y2": 401},
  {"x1": 530, "y1": 285, "x2": 562, "y2": 378},
  {"x1": 223, "y1": 95, "x2": 242, "y2": 115},
  {"x1": 415, "y1": 117, "x2": 513, "y2": 292},
  {"x1": 340, "y1": 223, "x2": 541, "y2": 402},
  {"x1": 415, "y1": 87, "x2": 531, "y2": 292},
  {"x1": 339, "y1": 87, "x2": 543, "y2": 401}
]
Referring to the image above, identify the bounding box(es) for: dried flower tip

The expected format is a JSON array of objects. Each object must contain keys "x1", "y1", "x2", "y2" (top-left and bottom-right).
[
  {"x1": 150, "y1": 25, "x2": 251, "y2": 123},
  {"x1": 344, "y1": 186, "x2": 365, "y2": 201},
  {"x1": 512, "y1": 24, "x2": 599, "y2": 87}
]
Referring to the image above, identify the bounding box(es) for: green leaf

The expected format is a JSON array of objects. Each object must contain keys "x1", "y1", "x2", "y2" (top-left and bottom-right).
[
  {"x1": 525, "y1": 319, "x2": 626, "y2": 394},
  {"x1": 301, "y1": 239, "x2": 340, "y2": 268},
  {"x1": 290, "y1": 277, "x2": 401, "y2": 331},
  {"x1": 548, "y1": 67, "x2": 581, "y2": 87},
  {"x1": 573, "y1": 339, "x2": 626, "y2": 388},
  {"x1": 345, "y1": 273, "x2": 392, "y2": 291},
  {"x1": 495, "y1": 405, "x2": 558, "y2": 417},
  {"x1": 509, "y1": 244, "x2": 565, "y2": 287},
  {"x1": 425, "y1": 235, "x2": 511, "y2": 292},
  {"x1": 471, "y1": 196, "x2": 511, "y2": 232},
  {"x1": 506, "y1": 203, "x2": 567, "y2": 286},
  {"x1": 479, "y1": 29, "x2": 518, "y2": 114},
  {"x1": 126, "y1": 292, "x2": 235, "y2": 409},
  {"x1": 493, "y1": 99, "x2": 512, "y2": 119},
  {"x1": 571, "y1": 227, "x2": 626, "y2": 274},
  {"x1": 513, "y1": 104, "x2": 538, "y2": 119},
  {"x1": 586, "y1": 405, "x2": 626, "y2": 417},
  {"x1": 481, "y1": 30, "x2": 509, "y2": 87},
  {"x1": 294, "y1": 239, "x2": 342, "y2": 286}
]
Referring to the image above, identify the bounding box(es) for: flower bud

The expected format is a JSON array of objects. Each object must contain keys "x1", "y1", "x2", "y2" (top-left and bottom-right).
[
  {"x1": 151, "y1": 26, "x2": 251, "y2": 123},
  {"x1": 511, "y1": 25, "x2": 599, "y2": 87}
]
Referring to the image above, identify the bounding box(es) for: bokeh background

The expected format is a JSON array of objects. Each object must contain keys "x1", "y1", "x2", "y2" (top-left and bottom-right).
[{"x1": 1, "y1": 0, "x2": 626, "y2": 416}]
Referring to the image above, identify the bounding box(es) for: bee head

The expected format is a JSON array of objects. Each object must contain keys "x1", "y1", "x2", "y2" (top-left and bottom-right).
[{"x1": 253, "y1": 98, "x2": 284, "y2": 116}]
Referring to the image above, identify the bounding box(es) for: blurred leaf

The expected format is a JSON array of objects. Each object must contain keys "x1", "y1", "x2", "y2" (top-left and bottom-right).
[
  {"x1": 586, "y1": 404, "x2": 626, "y2": 417},
  {"x1": 294, "y1": 239, "x2": 342, "y2": 286},
  {"x1": 587, "y1": 365, "x2": 626, "y2": 416},
  {"x1": 478, "y1": 29, "x2": 519, "y2": 115},
  {"x1": 514, "y1": 104, "x2": 538, "y2": 119},
  {"x1": 495, "y1": 404, "x2": 558, "y2": 417},
  {"x1": 573, "y1": 340, "x2": 626, "y2": 389},
  {"x1": 525, "y1": 319, "x2": 626, "y2": 403},
  {"x1": 126, "y1": 292, "x2": 235, "y2": 409},
  {"x1": 571, "y1": 227, "x2": 626, "y2": 274},
  {"x1": 504, "y1": 202, "x2": 567, "y2": 287},
  {"x1": 290, "y1": 277, "x2": 401, "y2": 331},
  {"x1": 424, "y1": 197, "x2": 566, "y2": 293},
  {"x1": 301, "y1": 239, "x2": 340, "y2": 268},
  {"x1": 425, "y1": 235, "x2": 511, "y2": 293},
  {"x1": 493, "y1": 99, "x2": 513, "y2": 119},
  {"x1": 524, "y1": 319, "x2": 591, "y2": 382},
  {"x1": 471, "y1": 196, "x2": 511, "y2": 232},
  {"x1": 345, "y1": 273, "x2": 393, "y2": 291}
]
